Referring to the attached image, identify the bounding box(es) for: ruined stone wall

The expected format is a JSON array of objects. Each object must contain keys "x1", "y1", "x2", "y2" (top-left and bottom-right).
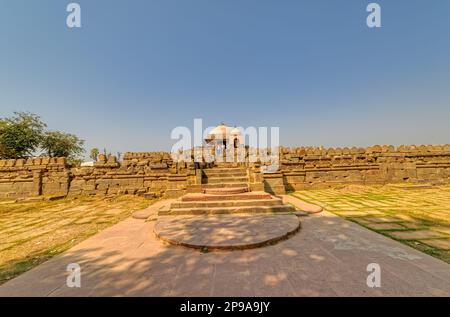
[
  {"x1": 0, "y1": 152, "x2": 197, "y2": 199},
  {"x1": 1, "y1": 145, "x2": 449, "y2": 199},
  {"x1": 0, "y1": 157, "x2": 68, "y2": 198},
  {"x1": 276, "y1": 144, "x2": 450, "y2": 191},
  {"x1": 69, "y1": 152, "x2": 196, "y2": 198}
]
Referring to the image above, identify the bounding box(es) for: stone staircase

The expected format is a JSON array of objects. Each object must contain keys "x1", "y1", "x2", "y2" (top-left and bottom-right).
[
  {"x1": 159, "y1": 166, "x2": 295, "y2": 215},
  {"x1": 202, "y1": 167, "x2": 249, "y2": 194}
]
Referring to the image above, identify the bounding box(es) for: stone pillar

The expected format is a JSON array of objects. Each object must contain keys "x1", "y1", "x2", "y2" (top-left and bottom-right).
[
  {"x1": 263, "y1": 172, "x2": 286, "y2": 195},
  {"x1": 32, "y1": 170, "x2": 43, "y2": 196},
  {"x1": 61, "y1": 171, "x2": 70, "y2": 196},
  {"x1": 164, "y1": 174, "x2": 188, "y2": 198},
  {"x1": 195, "y1": 168, "x2": 202, "y2": 185},
  {"x1": 248, "y1": 166, "x2": 264, "y2": 192},
  {"x1": 185, "y1": 167, "x2": 203, "y2": 193}
]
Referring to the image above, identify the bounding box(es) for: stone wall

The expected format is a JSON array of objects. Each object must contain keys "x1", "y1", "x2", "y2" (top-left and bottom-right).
[
  {"x1": 69, "y1": 152, "x2": 197, "y2": 198},
  {"x1": 275, "y1": 144, "x2": 450, "y2": 192},
  {"x1": 0, "y1": 152, "x2": 197, "y2": 199},
  {"x1": 0, "y1": 157, "x2": 68, "y2": 198},
  {"x1": 1, "y1": 145, "x2": 449, "y2": 199}
]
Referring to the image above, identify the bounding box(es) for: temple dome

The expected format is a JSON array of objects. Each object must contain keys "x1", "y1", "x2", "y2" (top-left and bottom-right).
[
  {"x1": 230, "y1": 127, "x2": 241, "y2": 136},
  {"x1": 207, "y1": 123, "x2": 232, "y2": 140}
]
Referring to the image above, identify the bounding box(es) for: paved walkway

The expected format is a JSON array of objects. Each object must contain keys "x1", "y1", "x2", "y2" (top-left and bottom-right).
[{"x1": 1, "y1": 199, "x2": 449, "y2": 296}]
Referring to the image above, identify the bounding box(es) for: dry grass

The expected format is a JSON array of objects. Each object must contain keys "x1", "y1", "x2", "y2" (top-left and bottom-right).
[{"x1": 0, "y1": 195, "x2": 151, "y2": 285}]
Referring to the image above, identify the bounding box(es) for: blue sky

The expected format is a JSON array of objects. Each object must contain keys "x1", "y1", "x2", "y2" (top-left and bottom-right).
[{"x1": 1, "y1": 0, "x2": 449, "y2": 156}]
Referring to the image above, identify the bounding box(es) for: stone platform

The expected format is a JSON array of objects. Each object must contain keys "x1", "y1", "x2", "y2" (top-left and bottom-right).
[
  {"x1": 154, "y1": 214, "x2": 301, "y2": 250},
  {"x1": 161, "y1": 166, "x2": 297, "y2": 215},
  {"x1": 154, "y1": 167, "x2": 302, "y2": 249}
]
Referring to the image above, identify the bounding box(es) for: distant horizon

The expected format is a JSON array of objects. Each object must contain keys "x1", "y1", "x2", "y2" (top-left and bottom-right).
[
  {"x1": 2, "y1": 0, "x2": 450, "y2": 158},
  {"x1": 2, "y1": 111, "x2": 449, "y2": 160}
]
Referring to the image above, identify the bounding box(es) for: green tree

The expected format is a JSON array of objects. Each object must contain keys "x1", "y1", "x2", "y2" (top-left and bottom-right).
[
  {"x1": 41, "y1": 131, "x2": 85, "y2": 160},
  {"x1": 0, "y1": 112, "x2": 46, "y2": 159},
  {"x1": 90, "y1": 148, "x2": 99, "y2": 161}
]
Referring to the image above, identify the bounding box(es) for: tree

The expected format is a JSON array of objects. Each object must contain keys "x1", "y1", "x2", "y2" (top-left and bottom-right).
[
  {"x1": 90, "y1": 148, "x2": 99, "y2": 161},
  {"x1": 0, "y1": 112, "x2": 46, "y2": 159},
  {"x1": 41, "y1": 131, "x2": 85, "y2": 160}
]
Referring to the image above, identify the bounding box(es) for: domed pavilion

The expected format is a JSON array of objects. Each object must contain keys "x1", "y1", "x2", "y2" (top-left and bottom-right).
[{"x1": 205, "y1": 123, "x2": 242, "y2": 149}]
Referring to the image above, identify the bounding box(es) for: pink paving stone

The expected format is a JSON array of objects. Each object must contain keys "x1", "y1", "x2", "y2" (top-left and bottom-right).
[
  {"x1": 281, "y1": 195, "x2": 323, "y2": 213},
  {"x1": 132, "y1": 199, "x2": 174, "y2": 219}
]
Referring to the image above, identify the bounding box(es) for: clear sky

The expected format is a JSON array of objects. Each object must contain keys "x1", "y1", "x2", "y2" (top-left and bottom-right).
[{"x1": 1, "y1": 0, "x2": 450, "y2": 156}]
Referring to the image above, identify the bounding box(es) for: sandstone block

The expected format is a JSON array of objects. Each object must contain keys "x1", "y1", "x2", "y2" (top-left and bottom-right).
[
  {"x1": 6, "y1": 159, "x2": 15, "y2": 167},
  {"x1": 107, "y1": 155, "x2": 117, "y2": 164},
  {"x1": 98, "y1": 154, "x2": 107, "y2": 163},
  {"x1": 57, "y1": 157, "x2": 66, "y2": 165},
  {"x1": 15, "y1": 159, "x2": 25, "y2": 167}
]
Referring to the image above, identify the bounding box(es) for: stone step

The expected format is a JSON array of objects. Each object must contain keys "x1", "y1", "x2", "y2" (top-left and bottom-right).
[
  {"x1": 159, "y1": 204, "x2": 296, "y2": 216},
  {"x1": 203, "y1": 169, "x2": 247, "y2": 175},
  {"x1": 203, "y1": 168, "x2": 247, "y2": 176},
  {"x1": 142, "y1": 192, "x2": 158, "y2": 199},
  {"x1": 205, "y1": 166, "x2": 245, "y2": 169},
  {"x1": 202, "y1": 183, "x2": 248, "y2": 189},
  {"x1": 203, "y1": 173, "x2": 248, "y2": 179},
  {"x1": 205, "y1": 166, "x2": 246, "y2": 170},
  {"x1": 170, "y1": 198, "x2": 283, "y2": 209},
  {"x1": 204, "y1": 187, "x2": 249, "y2": 195},
  {"x1": 181, "y1": 192, "x2": 271, "y2": 201},
  {"x1": 213, "y1": 163, "x2": 244, "y2": 168},
  {"x1": 203, "y1": 176, "x2": 248, "y2": 184}
]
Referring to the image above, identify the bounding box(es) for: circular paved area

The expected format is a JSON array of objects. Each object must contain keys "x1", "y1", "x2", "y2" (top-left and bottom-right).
[{"x1": 154, "y1": 214, "x2": 301, "y2": 250}]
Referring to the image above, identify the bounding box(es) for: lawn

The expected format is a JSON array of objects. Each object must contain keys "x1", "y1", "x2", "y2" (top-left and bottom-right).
[
  {"x1": 293, "y1": 184, "x2": 450, "y2": 263},
  {"x1": 0, "y1": 195, "x2": 151, "y2": 285}
]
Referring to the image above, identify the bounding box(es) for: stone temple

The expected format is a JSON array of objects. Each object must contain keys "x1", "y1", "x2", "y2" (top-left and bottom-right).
[
  {"x1": 160, "y1": 122, "x2": 294, "y2": 215},
  {"x1": 155, "y1": 123, "x2": 299, "y2": 249}
]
